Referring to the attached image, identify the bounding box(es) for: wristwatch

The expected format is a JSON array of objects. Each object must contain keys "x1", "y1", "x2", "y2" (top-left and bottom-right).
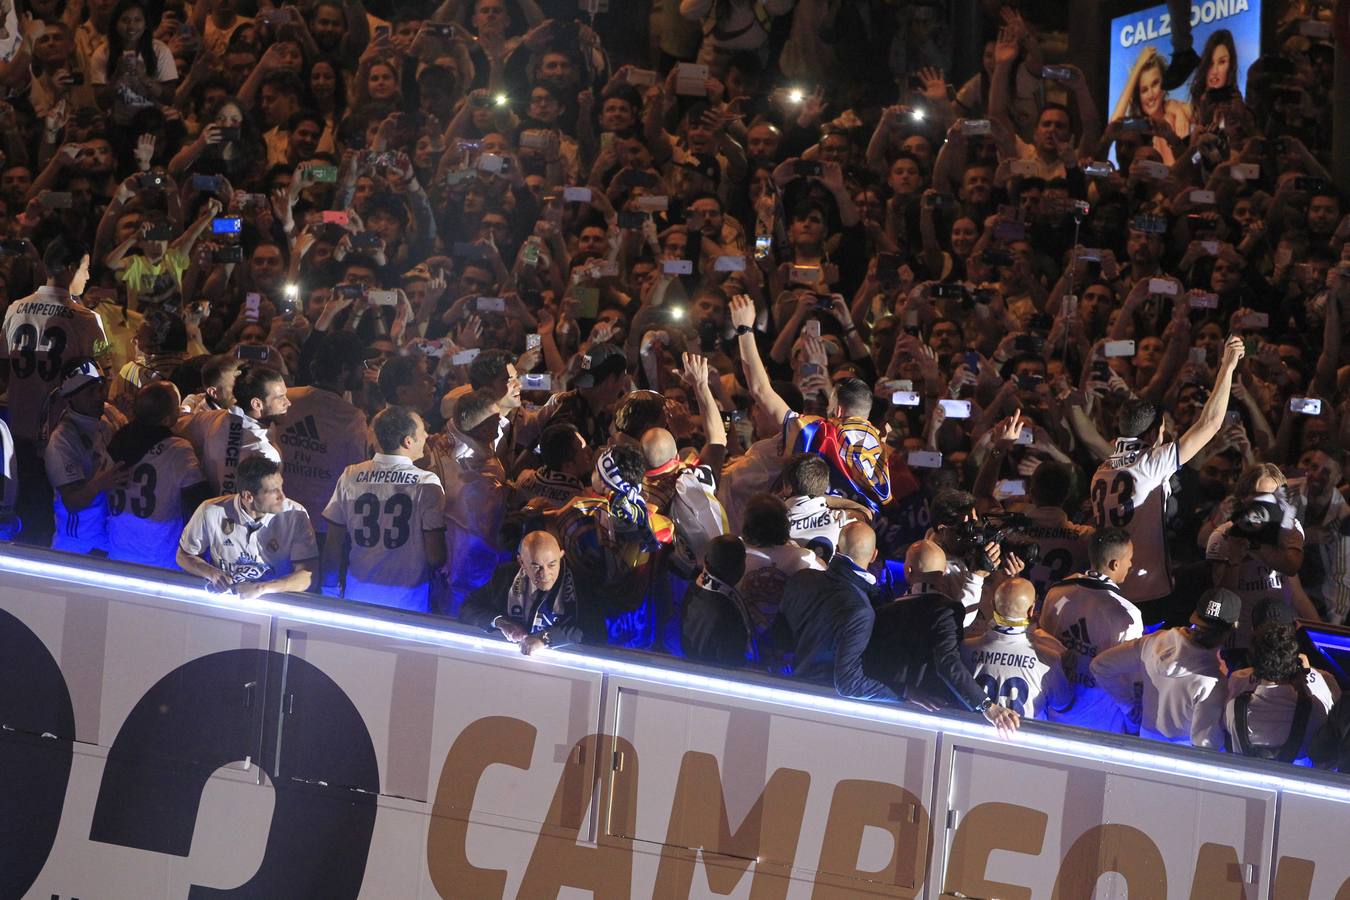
[
  {"x1": 978, "y1": 698, "x2": 996, "y2": 714},
  {"x1": 735, "y1": 324, "x2": 753, "y2": 335},
  {"x1": 539, "y1": 629, "x2": 553, "y2": 647}
]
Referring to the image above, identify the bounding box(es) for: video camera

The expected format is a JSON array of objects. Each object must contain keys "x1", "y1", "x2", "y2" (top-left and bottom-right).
[{"x1": 950, "y1": 512, "x2": 1041, "y2": 572}]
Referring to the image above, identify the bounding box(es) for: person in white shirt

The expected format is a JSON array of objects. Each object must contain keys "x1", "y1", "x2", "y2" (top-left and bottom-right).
[
  {"x1": 177, "y1": 364, "x2": 288, "y2": 494},
  {"x1": 1039, "y1": 528, "x2": 1144, "y2": 732},
  {"x1": 1206, "y1": 463, "x2": 1311, "y2": 661},
  {"x1": 1, "y1": 237, "x2": 107, "y2": 446},
  {"x1": 106, "y1": 381, "x2": 210, "y2": 569},
  {"x1": 3, "y1": 237, "x2": 108, "y2": 545},
  {"x1": 270, "y1": 331, "x2": 369, "y2": 541},
  {"x1": 782, "y1": 453, "x2": 869, "y2": 562},
  {"x1": 1225, "y1": 599, "x2": 1340, "y2": 764},
  {"x1": 322, "y1": 405, "x2": 447, "y2": 613},
  {"x1": 1091, "y1": 335, "x2": 1244, "y2": 606},
  {"x1": 963, "y1": 577, "x2": 1073, "y2": 721},
  {"x1": 177, "y1": 454, "x2": 319, "y2": 598},
  {"x1": 44, "y1": 358, "x2": 128, "y2": 555},
  {"x1": 1091, "y1": 587, "x2": 1239, "y2": 748}
]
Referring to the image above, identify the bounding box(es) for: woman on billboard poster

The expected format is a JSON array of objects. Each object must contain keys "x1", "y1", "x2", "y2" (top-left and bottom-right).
[
  {"x1": 1110, "y1": 45, "x2": 1193, "y2": 164},
  {"x1": 1188, "y1": 29, "x2": 1243, "y2": 128}
]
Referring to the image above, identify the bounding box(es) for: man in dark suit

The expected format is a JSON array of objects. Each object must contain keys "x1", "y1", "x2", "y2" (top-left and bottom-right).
[
  {"x1": 778, "y1": 522, "x2": 898, "y2": 701},
  {"x1": 866, "y1": 540, "x2": 1021, "y2": 737},
  {"x1": 461, "y1": 530, "x2": 598, "y2": 655}
]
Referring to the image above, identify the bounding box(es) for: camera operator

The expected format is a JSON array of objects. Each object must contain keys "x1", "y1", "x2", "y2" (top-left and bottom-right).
[
  {"x1": 1205, "y1": 463, "x2": 1313, "y2": 663},
  {"x1": 928, "y1": 489, "x2": 1026, "y2": 630}
]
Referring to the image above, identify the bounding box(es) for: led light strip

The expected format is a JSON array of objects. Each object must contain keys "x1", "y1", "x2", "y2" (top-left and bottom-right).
[{"x1": 2, "y1": 550, "x2": 1348, "y2": 802}]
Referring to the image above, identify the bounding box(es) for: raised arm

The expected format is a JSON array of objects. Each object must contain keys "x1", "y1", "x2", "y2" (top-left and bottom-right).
[
  {"x1": 730, "y1": 293, "x2": 791, "y2": 425},
  {"x1": 1176, "y1": 335, "x2": 1245, "y2": 465}
]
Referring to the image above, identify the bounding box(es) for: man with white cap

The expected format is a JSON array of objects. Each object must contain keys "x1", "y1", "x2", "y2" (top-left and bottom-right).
[{"x1": 43, "y1": 357, "x2": 128, "y2": 555}]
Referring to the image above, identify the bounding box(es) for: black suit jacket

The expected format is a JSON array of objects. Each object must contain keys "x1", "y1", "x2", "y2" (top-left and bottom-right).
[
  {"x1": 865, "y1": 589, "x2": 987, "y2": 711},
  {"x1": 778, "y1": 555, "x2": 898, "y2": 701},
  {"x1": 460, "y1": 560, "x2": 597, "y2": 649}
]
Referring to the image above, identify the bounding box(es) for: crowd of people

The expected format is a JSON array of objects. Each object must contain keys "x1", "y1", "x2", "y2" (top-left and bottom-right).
[{"x1": 0, "y1": 0, "x2": 1348, "y2": 768}]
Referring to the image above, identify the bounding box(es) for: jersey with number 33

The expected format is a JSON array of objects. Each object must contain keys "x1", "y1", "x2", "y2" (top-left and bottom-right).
[
  {"x1": 324, "y1": 454, "x2": 445, "y2": 611},
  {"x1": 1091, "y1": 439, "x2": 1178, "y2": 602}
]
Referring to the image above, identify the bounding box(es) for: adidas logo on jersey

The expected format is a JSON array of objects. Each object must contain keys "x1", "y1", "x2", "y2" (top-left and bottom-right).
[{"x1": 280, "y1": 415, "x2": 327, "y2": 453}]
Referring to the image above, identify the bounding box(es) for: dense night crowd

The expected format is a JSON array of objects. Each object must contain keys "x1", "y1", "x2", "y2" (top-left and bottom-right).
[{"x1": 0, "y1": 0, "x2": 1348, "y2": 767}]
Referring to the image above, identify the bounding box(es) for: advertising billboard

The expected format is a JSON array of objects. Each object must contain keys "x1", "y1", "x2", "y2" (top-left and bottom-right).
[{"x1": 1108, "y1": 0, "x2": 1262, "y2": 142}]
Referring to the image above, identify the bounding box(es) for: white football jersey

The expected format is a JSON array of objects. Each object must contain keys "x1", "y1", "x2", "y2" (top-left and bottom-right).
[
  {"x1": 107, "y1": 435, "x2": 206, "y2": 569},
  {"x1": 786, "y1": 495, "x2": 855, "y2": 556},
  {"x1": 179, "y1": 493, "x2": 318, "y2": 584},
  {"x1": 1, "y1": 287, "x2": 108, "y2": 442},
  {"x1": 1225, "y1": 667, "x2": 1340, "y2": 758},
  {"x1": 270, "y1": 386, "x2": 369, "y2": 531},
  {"x1": 177, "y1": 406, "x2": 281, "y2": 495},
  {"x1": 1039, "y1": 572, "x2": 1144, "y2": 732},
  {"x1": 323, "y1": 453, "x2": 446, "y2": 612},
  {"x1": 1205, "y1": 514, "x2": 1305, "y2": 651},
  {"x1": 1090, "y1": 439, "x2": 1178, "y2": 602},
  {"x1": 1021, "y1": 506, "x2": 1093, "y2": 599},
  {"x1": 1091, "y1": 627, "x2": 1227, "y2": 748},
  {"x1": 961, "y1": 625, "x2": 1073, "y2": 720},
  {"x1": 45, "y1": 407, "x2": 121, "y2": 554}
]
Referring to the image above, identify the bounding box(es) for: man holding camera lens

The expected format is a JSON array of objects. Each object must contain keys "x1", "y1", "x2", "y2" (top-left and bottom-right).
[
  {"x1": 1091, "y1": 335, "x2": 1244, "y2": 611},
  {"x1": 928, "y1": 489, "x2": 1025, "y2": 630}
]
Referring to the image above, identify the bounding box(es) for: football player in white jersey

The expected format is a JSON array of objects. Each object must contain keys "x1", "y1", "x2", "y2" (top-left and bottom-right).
[
  {"x1": 963, "y1": 578, "x2": 1073, "y2": 720},
  {"x1": 177, "y1": 455, "x2": 319, "y2": 598},
  {"x1": 44, "y1": 359, "x2": 128, "y2": 554},
  {"x1": 1090, "y1": 335, "x2": 1244, "y2": 605},
  {"x1": 270, "y1": 332, "x2": 369, "y2": 540},
  {"x1": 178, "y1": 365, "x2": 288, "y2": 494},
  {"x1": 782, "y1": 453, "x2": 869, "y2": 560},
  {"x1": 106, "y1": 382, "x2": 211, "y2": 569},
  {"x1": 1, "y1": 237, "x2": 107, "y2": 445},
  {"x1": 1039, "y1": 528, "x2": 1144, "y2": 732},
  {"x1": 322, "y1": 406, "x2": 447, "y2": 613}
]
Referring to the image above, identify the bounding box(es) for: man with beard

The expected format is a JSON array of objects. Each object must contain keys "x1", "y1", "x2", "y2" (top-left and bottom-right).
[
  {"x1": 271, "y1": 332, "x2": 369, "y2": 545},
  {"x1": 177, "y1": 364, "x2": 288, "y2": 494}
]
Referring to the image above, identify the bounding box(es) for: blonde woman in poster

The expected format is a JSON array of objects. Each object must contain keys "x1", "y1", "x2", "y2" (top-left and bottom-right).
[{"x1": 1110, "y1": 45, "x2": 1193, "y2": 165}]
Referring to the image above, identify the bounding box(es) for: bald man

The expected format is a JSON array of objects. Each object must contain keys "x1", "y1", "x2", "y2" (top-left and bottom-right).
[
  {"x1": 961, "y1": 578, "x2": 1073, "y2": 721},
  {"x1": 865, "y1": 540, "x2": 1021, "y2": 736},
  {"x1": 779, "y1": 522, "x2": 899, "y2": 701},
  {"x1": 460, "y1": 530, "x2": 597, "y2": 655}
]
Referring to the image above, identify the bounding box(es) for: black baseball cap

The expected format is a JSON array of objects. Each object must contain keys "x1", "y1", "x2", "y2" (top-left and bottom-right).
[
  {"x1": 575, "y1": 342, "x2": 626, "y2": 388},
  {"x1": 1195, "y1": 588, "x2": 1241, "y2": 628}
]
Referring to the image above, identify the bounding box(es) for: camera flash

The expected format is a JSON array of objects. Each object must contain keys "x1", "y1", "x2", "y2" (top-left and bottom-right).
[{"x1": 788, "y1": 88, "x2": 804, "y2": 104}]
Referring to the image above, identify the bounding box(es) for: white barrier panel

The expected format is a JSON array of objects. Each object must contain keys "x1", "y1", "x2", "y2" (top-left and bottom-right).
[{"x1": 0, "y1": 547, "x2": 1347, "y2": 899}]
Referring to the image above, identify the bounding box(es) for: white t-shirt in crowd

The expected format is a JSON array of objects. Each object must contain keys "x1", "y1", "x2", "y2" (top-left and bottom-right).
[
  {"x1": 179, "y1": 493, "x2": 318, "y2": 585},
  {"x1": 323, "y1": 453, "x2": 446, "y2": 612},
  {"x1": 177, "y1": 406, "x2": 281, "y2": 495},
  {"x1": 1, "y1": 286, "x2": 108, "y2": 443},
  {"x1": 1091, "y1": 438, "x2": 1179, "y2": 602},
  {"x1": 270, "y1": 386, "x2": 369, "y2": 532},
  {"x1": 785, "y1": 495, "x2": 858, "y2": 557},
  {"x1": 962, "y1": 624, "x2": 1073, "y2": 720},
  {"x1": 1040, "y1": 572, "x2": 1144, "y2": 732},
  {"x1": 107, "y1": 435, "x2": 206, "y2": 569},
  {"x1": 89, "y1": 39, "x2": 178, "y2": 84}
]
